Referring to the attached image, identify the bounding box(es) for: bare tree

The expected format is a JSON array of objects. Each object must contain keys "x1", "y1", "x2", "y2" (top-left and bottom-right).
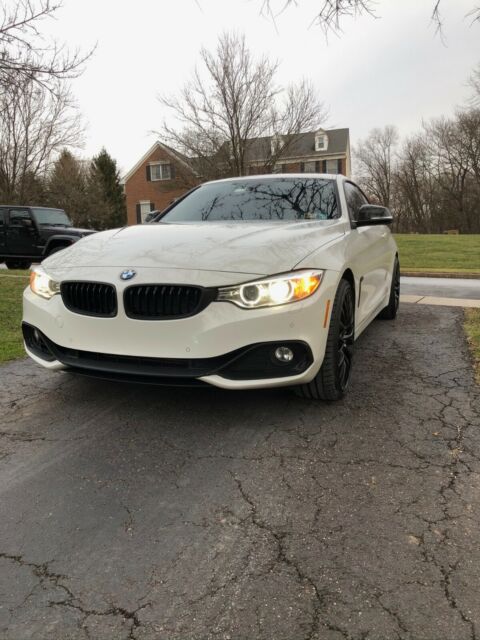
[
  {"x1": 159, "y1": 32, "x2": 327, "y2": 179},
  {"x1": 392, "y1": 108, "x2": 480, "y2": 233},
  {"x1": 0, "y1": 77, "x2": 83, "y2": 202},
  {"x1": 0, "y1": 0, "x2": 92, "y2": 92},
  {"x1": 424, "y1": 115, "x2": 479, "y2": 233},
  {"x1": 395, "y1": 134, "x2": 438, "y2": 233},
  {"x1": 457, "y1": 108, "x2": 480, "y2": 186},
  {"x1": 353, "y1": 126, "x2": 398, "y2": 207},
  {"x1": 259, "y1": 0, "x2": 480, "y2": 34},
  {"x1": 469, "y1": 61, "x2": 480, "y2": 106}
]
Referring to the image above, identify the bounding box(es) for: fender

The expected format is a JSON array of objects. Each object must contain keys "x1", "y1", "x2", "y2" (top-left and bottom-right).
[{"x1": 43, "y1": 234, "x2": 81, "y2": 256}]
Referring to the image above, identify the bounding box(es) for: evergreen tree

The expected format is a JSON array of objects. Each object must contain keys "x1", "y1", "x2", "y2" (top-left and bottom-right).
[
  {"x1": 89, "y1": 148, "x2": 127, "y2": 228},
  {"x1": 47, "y1": 150, "x2": 91, "y2": 227}
]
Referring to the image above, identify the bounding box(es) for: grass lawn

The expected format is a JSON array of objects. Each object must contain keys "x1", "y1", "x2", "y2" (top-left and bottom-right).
[
  {"x1": 0, "y1": 270, "x2": 29, "y2": 363},
  {"x1": 465, "y1": 309, "x2": 480, "y2": 385},
  {"x1": 395, "y1": 234, "x2": 480, "y2": 275}
]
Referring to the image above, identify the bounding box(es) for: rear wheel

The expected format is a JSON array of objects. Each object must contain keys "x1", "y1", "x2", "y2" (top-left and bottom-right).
[
  {"x1": 295, "y1": 279, "x2": 355, "y2": 401},
  {"x1": 378, "y1": 257, "x2": 400, "y2": 320}
]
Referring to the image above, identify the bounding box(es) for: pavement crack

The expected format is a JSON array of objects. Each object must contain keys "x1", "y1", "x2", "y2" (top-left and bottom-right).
[{"x1": 230, "y1": 472, "x2": 332, "y2": 640}]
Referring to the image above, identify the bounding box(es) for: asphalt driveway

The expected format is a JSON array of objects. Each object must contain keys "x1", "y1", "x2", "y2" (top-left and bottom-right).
[{"x1": 0, "y1": 304, "x2": 479, "y2": 640}]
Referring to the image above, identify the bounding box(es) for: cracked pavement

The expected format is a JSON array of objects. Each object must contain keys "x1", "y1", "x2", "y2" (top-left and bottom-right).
[{"x1": 0, "y1": 303, "x2": 479, "y2": 639}]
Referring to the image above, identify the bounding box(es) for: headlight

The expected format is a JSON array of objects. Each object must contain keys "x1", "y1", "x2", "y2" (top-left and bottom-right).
[
  {"x1": 29, "y1": 267, "x2": 60, "y2": 300},
  {"x1": 217, "y1": 270, "x2": 324, "y2": 309}
]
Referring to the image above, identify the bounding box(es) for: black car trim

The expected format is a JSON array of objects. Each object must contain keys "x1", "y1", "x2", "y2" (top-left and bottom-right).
[
  {"x1": 64, "y1": 368, "x2": 210, "y2": 387},
  {"x1": 123, "y1": 283, "x2": 218, "y2": 320},
  {"x1": 60, "y1": 281, "x2": 118, "y2": 318}
]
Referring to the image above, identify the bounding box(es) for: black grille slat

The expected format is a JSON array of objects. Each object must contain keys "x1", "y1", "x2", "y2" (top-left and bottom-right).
[
  {"x1": 124, "y1": 284, "x2": 212, "y2": 320},
  {"x1": 61, "y1": 281, "x2": 117, "y2": 317}
]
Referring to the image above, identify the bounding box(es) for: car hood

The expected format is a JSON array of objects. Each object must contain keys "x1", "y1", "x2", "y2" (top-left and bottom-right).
[{"x1": 43, "y1": 221, "x2": 344, "y2": 276}]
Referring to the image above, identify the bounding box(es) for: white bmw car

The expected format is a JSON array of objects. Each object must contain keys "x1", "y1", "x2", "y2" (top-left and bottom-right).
[{"x1": 23, "y1": 174, "x2": 399, "y2": 400}]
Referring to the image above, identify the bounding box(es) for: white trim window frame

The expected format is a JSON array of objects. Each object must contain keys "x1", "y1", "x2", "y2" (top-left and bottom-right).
[
  {"x1": 150, "y1": 162, "x2": 171, "y2": 181},
  {"x1": 315, "y1": 134, "x2": 328, "y2": 152}
]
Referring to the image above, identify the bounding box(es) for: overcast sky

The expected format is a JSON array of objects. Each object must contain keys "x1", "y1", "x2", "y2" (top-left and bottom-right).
[{"x1": 45, "y1": 0, "x2": 479, "y2": 174}]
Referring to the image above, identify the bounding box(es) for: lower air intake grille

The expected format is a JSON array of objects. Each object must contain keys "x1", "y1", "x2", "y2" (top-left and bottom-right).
[
  {"x1": 61, "y1": 281, "x2": 117, "y2": 317},
  {"x1": 124, "y1": 284, "x2": 215, "y2": 320}
]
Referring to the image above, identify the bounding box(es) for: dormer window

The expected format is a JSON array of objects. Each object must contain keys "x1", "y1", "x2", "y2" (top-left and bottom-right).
[
  {"x1": 315, "y1": 132, "x2": 328, "y2": 152},
  {"x1": 271, "y1": 134, "x2": 284, "y2": 155}
]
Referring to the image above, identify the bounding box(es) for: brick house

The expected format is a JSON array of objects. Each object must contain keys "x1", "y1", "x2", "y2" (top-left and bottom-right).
[
  {"x1": 124, "y1": 128, "x2": 350, "y2": 225},
  {"x1": 123, "y1": 142, "x2": 200, "y2": 225}
]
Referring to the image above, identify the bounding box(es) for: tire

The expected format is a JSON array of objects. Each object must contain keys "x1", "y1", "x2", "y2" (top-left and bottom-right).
[
  {"x1": 295, "y1": 279, "x2": 355, "y2": 401},
  {"x1": 47, "y1": 245, "x2": 67, "y2": 257},
  {"x1": 378, "y1": 257, "x2": 400, "y2": 320},
  {"x1": 5, "y1": 259, "x2": 30, "y2": 270}
]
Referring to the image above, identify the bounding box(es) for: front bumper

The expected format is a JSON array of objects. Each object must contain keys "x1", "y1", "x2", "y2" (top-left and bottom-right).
[
  {"x1": 22, "y1": 268, "x2": 339, "y2": 389},
  {"x1": 23, "y1": 323, "x2": 314, "y2": 387}
]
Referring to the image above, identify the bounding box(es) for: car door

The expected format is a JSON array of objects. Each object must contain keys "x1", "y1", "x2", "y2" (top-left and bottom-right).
[
  {"x1": 0, "y1": 208, "x2": 6, "y2": 256},
  {"x1": 6, "y1": 208, "x2": 40, "y2": 256},
  {"x1": 343, "y1": 182, "x2": 391, "y2": 326}
]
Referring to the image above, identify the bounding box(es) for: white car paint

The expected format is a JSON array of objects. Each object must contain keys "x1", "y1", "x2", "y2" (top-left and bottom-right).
[{"x1": 22, "y1": 174, "x2": 398, "y2": 390}]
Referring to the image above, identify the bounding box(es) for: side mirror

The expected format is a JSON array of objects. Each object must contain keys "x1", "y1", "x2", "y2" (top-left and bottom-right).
[{"x1": 356, "y1": 204, "x2": 392, "y2": 227}]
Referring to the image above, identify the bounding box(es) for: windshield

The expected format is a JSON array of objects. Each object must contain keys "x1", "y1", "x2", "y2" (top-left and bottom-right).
[
  {"x1": 31, "y1": 208, "x2": 72, "y2": 227},
  {"x1": 161, "y1": 178, "x2": 338, "y2": 222}
]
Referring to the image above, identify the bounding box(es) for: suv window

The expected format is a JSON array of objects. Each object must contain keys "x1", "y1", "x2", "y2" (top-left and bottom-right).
[
  {"x1": 9, "y1": 209, "x2": 32, "y2": 226},
  {"x1": 0, "y1": 209, "x2": 5, "y2": 227},
  {"x1": 344, "y1": 182, "x2": 368, "y2": 221},
  {"x1": 31, "y1": 208, "x2": 71, "y2": 227}
]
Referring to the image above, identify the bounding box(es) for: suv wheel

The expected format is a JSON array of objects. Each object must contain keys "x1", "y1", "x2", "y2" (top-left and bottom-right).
[
  {"x1": 295, "y1": 279, "x2": 355, "y2": 401},
  {"x1": 5, "y1": 259, "x2": 31, "y2": 270},
  {"x1": 47, "y1": 245, "x2": 68, "y2": 257}
]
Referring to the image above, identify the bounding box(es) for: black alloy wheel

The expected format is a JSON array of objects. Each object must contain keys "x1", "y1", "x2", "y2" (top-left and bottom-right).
[
  {"x1": 295, "y1": 279, "x2": 355, "y2": 401},
  {"x1": 337, "y1": 287, "x2": 355, "y2": 392},
  {"x1": 378, "y1": 257, "x2": 400, "y2": 320}
]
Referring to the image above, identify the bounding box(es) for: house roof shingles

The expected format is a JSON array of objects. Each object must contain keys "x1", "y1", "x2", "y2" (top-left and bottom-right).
[{"x1": 245, "y1": 128, "x2": 349, "y2": 163}]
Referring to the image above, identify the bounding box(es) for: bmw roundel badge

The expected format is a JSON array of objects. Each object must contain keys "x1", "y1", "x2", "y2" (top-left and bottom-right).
[{"x1": 120, "y1": 269, "x2": 136, "y2": 281}]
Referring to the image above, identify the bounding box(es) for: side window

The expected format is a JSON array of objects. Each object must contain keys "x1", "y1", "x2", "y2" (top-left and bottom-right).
[
  {"x1": 0, "y1": 210, "x2": 5, "y2": 228},
  {"x1": 9, "y1": 209, "x2": 32, "y2": 226},
  {"x1": 344, "y1": 182, "x2": 368, "y2": 221}
]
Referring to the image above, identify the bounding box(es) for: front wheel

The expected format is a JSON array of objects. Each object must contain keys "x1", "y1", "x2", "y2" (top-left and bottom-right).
[
  {"x1": 295, "y1": 279, "x2": 355, "y2": 401},
  {"x1": 378, "y1": 257, "x2": 400, "y2": 320},
  {"x1": 47, "y1": 245, "x2": 68, "y2": 257}
]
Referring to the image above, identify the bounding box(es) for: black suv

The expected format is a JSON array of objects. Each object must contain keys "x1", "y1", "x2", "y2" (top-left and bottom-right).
[{"x1": 0, "y1": 206, "x2": 95, "y2": 269}]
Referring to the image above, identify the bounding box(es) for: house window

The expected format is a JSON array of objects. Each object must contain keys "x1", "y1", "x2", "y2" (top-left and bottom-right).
[
  {"x1": 139, "y1": 201, "x2": 152, "y2": 223},
  {"x1": 150, "y1": 163, "x2": 171, "y2": 181},
  {"x1": 315, "y1": 134, "x2": 328, "y2": 152},
  {"x1": 326, "y1": 159, "x2": 339, "y2": 174},
  {"x1": 303, "y1": 161, "x2": 316, "y2": 173}
]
